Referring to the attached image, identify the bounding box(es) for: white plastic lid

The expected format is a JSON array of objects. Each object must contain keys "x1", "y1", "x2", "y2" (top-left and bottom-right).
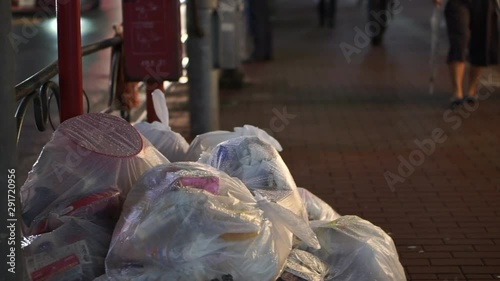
[{"x1": 58, "y1": 113, "x2": 143, "y2": 158}]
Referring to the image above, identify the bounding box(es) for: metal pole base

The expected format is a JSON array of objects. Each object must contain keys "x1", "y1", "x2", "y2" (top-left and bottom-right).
[{"x1": 219, "y1": 69, "x2": 244, "y2": 89}]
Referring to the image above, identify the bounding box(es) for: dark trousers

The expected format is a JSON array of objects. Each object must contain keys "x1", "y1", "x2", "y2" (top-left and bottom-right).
[
  {"x1": 368, "y1": 0, "x2": 391, "y2": 40},
  {"x1": 445, "y1": 0, "x2": 498, "y2": 66},
  {"x1": 247, "y1": 0, "x2": 273, "y2": 59},
  {"x1": 318, "y1": 0, "x2": 337, "y2": 27}
]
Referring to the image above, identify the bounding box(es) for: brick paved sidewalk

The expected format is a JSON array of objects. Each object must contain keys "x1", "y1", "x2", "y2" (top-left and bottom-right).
[{"x1": 218, "y1": 0, "x2": 500, "y2": 280}]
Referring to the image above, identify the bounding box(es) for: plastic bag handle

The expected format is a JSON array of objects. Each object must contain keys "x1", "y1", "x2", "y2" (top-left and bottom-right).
[
  {"x1": 152, "y1": 89, "x2": 170, "y2": 128},
  {"x1": 236, "y1": 125, "x2": 283, "y2": 152},
  {"x1": 252, "y1": 129, "x2": 283, "y2": 152}
]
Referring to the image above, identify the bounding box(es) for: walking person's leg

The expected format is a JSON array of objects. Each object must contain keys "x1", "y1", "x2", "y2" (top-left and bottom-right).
[
  {"x1": 368, "y1": 0, "x2": 388, "y2": 45},
  {"x1": 449, "y1": 62, "x2": 466, "y2": 100},
  {"x1": 466, "y1": 0, "x2": 498, "y2": 102},
  {"x1": 327, "y1": 0, "x2": 337, "y2": 28},
  {"x1": 467, "y1": 66, "x2": 484, "y2": 98},
  {"x1": 318, "y1": 0, "x2": 326, "y2": 27},
  {"x1": 261, "y1": 0, "x2": 273, "y2": 60},
  {"x1": 444, "y1": 0, "x2": 470, "y2": 106},
  {"x1": 251, "y1": 0, "x2": 272, "y2": 60},
  {"x1": 246, "y1": 0, "x2": 258, "y2": 60}
]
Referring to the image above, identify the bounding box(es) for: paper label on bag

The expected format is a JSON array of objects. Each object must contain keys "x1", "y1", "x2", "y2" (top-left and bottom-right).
[
  {"x1": 62, "y1": 191, "x2": 118, "y2": 216},
  {"x1": 30, "y1": 254, "x2": 80, "y2": 281},
  {"x1": 26, "y1": 240, "x2": 92, "y2": 275}
]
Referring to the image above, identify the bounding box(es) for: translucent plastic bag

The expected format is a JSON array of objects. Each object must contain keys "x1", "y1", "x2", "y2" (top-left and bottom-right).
[
  {"x1": 300, "y1": 216, "x2": 406, "y2": 281},
  {"x1": 185, "y1": 125, "x2": 282, "y2": 161},
  {"x1": 202, "y1": 136, "x2": 308, "y2": 222},
  {"x1": 22, "y1": 218, "x2": 112, "y2": 281},
  {"x1": 20, "y1": 113, "x2": 168, "y2": 235},
  {"x1": 134, "y1": 89, "x2": 189, "y2": 162},
  {"x1": 279, "y1": 249, "x2": 330, "y2": 281},
  {"x1": 297, "y1": 188, "x2": 340, "y2": 222},
  {"x1": 104, "y1": 162, "x2": 302, "y2": 281}
]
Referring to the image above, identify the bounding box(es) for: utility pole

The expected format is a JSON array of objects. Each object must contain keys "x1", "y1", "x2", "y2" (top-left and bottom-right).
[
  {"x1": 187, "y1": 0, "x2": 220, "y2": 136},
  {"x1": 57, "y1": 0, "x2": 84, "y2": 121}
]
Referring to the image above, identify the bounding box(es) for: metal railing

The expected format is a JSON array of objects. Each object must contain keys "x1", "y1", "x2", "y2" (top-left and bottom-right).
[{"x1": 14, "y1": 36, "x2": 123, "y2": 145}]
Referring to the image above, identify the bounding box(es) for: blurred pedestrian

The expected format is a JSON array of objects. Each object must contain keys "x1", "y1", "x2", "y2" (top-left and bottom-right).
[
  {"x1": 245, "y1": 0, "x2": 273, "y2": 62},
  {"x1": 434, "y1": 0, "x2": 499, "y2": 108},
  {"x1": 318, "y1": 0, "x2": 337, "y2": 28},
  {"x1": 368, "y1": 0, "x2": 392, "y2": 46}
]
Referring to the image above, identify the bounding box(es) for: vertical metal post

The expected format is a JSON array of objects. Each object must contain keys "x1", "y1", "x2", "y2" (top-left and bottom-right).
[
  {"x1": 187, "y1": 0, "x2": 220, "y2": 136},
  {"x1": 57, "y1": 0, "x2": 83, "y2": 122},
  {"x1": 146, "y1": 82, "x2": 162, "y2": 123},
  {"x1": 0, "y1": 2, "x2": 22, "y2": 280}
]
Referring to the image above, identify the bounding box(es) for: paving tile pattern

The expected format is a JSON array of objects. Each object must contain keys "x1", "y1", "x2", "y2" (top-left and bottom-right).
[{"x1": 218, "y1": 0, "x2": 500, "y2": 280}]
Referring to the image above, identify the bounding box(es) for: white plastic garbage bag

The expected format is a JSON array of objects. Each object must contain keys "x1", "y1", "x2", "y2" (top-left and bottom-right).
[
  {"x1": 300, "y1": 216, "x2": 407, "y2": 281},
  {"x1": 202, "y1": 136, "x2": 308, "y2": 222},
  {"x1": 20, "y1": 113, "x2": 168, "y2": 235},
  {"x1": 297, "y1": 188, "x2": 340, "y2": 222},
  {"x1": 185, "y1": 125, "x2": 282, "y2": 161},
  {"x1": 22, "y1": 218, "x2": 112, "y2": 281},
  {"x1": 134, "y1": 89, "x2": 189, "y2": 162},
  {"x1": 104, "y1": 163, "x2": 315, "y2": 281}
]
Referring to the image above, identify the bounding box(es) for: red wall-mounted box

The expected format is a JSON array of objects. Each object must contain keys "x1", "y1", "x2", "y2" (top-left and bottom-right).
[{"x1": 122, "y1": 0, "x2": 182, "y2": 82}]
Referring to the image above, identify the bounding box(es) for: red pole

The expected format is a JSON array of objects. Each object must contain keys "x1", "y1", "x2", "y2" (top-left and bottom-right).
[
  {"x1": 57, "y1": 0, "x2": 83, "y2": 122},
  {"x1": 146, "y1": 82, "x2": 163, "y2": 123}
]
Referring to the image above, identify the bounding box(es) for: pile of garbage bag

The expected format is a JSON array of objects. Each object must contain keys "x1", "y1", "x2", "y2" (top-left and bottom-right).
[
  {"x1": 20, "y1": 102, "x2": 406, "y2": 281},
  {"x1": 103, "y1": 162, "x2": 318, "y2": 281}
]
